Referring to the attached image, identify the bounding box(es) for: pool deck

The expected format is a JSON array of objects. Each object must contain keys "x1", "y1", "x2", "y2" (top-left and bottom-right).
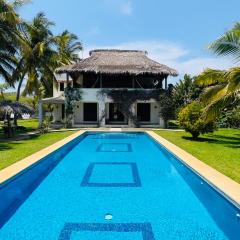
[{"x1": 0, "y1": 129, "x2": 240, "y2": 208}]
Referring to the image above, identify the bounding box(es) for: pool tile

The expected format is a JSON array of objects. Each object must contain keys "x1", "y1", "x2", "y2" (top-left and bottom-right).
[
  {"x1": 58, "y1": 223, "x2": 155, "y2": 240},
  {"x1": 81, "y1": 162, "x2": 141, "y2": 187},
  {"x1": 96, "y1": 143, "x2": 132, "y2": 152}
]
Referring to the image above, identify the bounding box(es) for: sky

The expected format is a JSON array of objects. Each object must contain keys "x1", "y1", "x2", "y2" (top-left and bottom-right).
[{"x1": 6, "y1": 0, "x2": 240, "y2": 86}]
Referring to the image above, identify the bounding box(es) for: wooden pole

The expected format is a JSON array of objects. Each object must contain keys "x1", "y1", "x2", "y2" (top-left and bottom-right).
[{"x1": 165, "y1": 76, "x2": 168, "y2": 90}]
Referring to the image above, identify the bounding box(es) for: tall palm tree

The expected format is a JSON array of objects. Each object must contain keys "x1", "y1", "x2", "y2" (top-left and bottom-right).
[
  {"x1": 13, "y1": 12, "x2": 57, "y2": 102},
  {"x1": 55, "y1": 30, "x2": 82, "y2": 65},
  {"x1": 195, "y1": 22, "x2": 240, "y2": 121},
  {"x1": 0, "y1": 0, "x2": 25, "y2": 83}
]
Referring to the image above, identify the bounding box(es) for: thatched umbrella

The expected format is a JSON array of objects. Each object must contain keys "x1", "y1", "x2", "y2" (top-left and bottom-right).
[
  {"x1": 0, "y1": 100, "x2": 34, "y2": 120},
  {"x1": 0, "y1": 100, "x2": 34, "y2": 138}
]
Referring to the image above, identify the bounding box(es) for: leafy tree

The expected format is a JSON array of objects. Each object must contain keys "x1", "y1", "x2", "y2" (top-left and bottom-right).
[
  {"x1": 0, "y1": 83, "x2": 9, "y2": 99},
  {"x1": 218, "y1": 106, "x2": 240, "y2": 128},
  {"x1": 195, "y1": 22, "x2": 240, "y2": 121},
  {"x1": 178, "y1": 101, "x2": 216, "y2": 139},
  {"x1": 159, "y1": 87, "x2": 176, "y2": 128},
  {"x1": 173, "y1": 74, "x2": 202, "y2": 109}
]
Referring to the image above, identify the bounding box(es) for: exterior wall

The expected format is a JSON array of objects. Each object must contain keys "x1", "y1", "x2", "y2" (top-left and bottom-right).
[
  {"x1": 73, "y1": 102, "x2": 83, "y2": 123},
  {"x1": 53, "y1": 104, "x2": 62, "y2": 122},
  {"x1": 73, "y1": 102, "x2": 99, "y2": 124},
  {"x1": 150, "y1": 102, "x2": 160, "y2": 124},
  {"x1": 53, "y1": 73, "x2": 73, "y2": 97}
]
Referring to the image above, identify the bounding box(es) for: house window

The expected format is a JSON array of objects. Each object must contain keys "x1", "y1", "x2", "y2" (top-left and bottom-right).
[{"x1": 59, "y1": 82, "x2": 64, "y2": 91}]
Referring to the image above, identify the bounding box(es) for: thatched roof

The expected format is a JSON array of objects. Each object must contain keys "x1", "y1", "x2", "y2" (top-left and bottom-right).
[
  {"x1": 56, "y1": 49, "x2": 178, "y2": 76},
  {"x1": 0, "y1": 100, "x2": 34, "y2": 117}
]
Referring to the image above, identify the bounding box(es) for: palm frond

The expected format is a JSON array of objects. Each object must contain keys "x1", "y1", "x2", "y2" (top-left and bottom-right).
[
  {"x1": 203, "y1": 93, "x2": 240, "y2": 121},
  {"x1": 195, "y1": 68, "x2": 227, "y2": 86},
  {"x1": 209, "y1": 22, "x2": 240, "y2": 61}
]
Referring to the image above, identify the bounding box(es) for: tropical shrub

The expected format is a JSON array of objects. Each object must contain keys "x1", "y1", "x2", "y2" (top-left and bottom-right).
[
  {"x1": 178, "y1": 101, "x2": 216, "y2": 139},
  {"x1": 39, "y1": 116, "x2": 52, "y2": 134},
  {"x1": 218, "y1": 107, "x2": 240, "y2": 128}
]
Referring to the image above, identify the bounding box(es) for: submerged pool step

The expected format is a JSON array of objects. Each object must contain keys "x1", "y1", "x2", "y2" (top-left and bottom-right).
[{"x1": 110, "y1": 128, "x2": 122, "y2": 132}]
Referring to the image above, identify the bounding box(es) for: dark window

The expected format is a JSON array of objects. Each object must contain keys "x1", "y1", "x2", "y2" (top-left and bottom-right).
[
  {"x1": 60, "y1": 82, "x2": 64, "y2": 91},
  {"x1": 137, "y1": 103, "x2": 150, "y2": 121},
  {"x1": 83, "y1": 103, "x2": 97, "y2": 121}
]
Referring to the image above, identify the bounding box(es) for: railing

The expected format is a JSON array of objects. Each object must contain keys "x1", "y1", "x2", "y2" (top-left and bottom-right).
[{"x1": 77, "y1": 88, "x2": 164, "y2": 102}]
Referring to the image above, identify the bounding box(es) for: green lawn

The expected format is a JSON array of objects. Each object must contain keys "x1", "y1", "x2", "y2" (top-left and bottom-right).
[
  {"x1": 0, "y1": 130, "x2": 77, "y2": 170},
  {"x1": 0, "y1": 119, "x2": 39, "y2": 138},
  {"x1": 154, "y1": 128, "x2": 240, "y2": 183}
]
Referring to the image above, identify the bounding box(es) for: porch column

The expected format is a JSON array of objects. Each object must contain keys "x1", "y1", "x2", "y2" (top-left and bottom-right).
[
  {"x1": 128, "y1": 103, "x2": 136, "y2": 127},
  {"x1": 38, "y1": 101, "x2": 43, "y2": 127},
  {"x1": 98, "y1": 99, "x2": 106, "y2": 127}
]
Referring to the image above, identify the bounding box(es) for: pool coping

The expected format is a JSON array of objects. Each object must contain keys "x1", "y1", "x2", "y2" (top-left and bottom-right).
[
  {"x1": 146, "y1": 130, "x2": 240, "y2": 208},
  {"x1": 0, "y1": 129, "x2": 240, "y2": 208}
]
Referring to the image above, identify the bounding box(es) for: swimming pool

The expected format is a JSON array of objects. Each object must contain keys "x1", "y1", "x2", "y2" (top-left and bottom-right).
[{"x1": 0, "y1": 132, "x2": 239, "y2": 239}]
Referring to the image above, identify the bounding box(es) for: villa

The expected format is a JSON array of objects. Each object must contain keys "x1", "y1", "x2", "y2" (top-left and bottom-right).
[{"x1": 39, "y1": 49, "x2": 178, "y2": 128}]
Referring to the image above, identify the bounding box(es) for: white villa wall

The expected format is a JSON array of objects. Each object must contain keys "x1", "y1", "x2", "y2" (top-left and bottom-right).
[
  {"x1": 53, "y1": 104, "x2": 62, "y2": 122},
  {"x1": 73, "y1": 102, "x2": 83, "y2": 123},
  {"x1": 150, "y1": 102, "x2": 160, "y2": 124}
]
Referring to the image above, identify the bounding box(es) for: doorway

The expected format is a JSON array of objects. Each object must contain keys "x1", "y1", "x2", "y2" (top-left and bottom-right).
[
  {"x1": 137, "y1": 103, "x2": 150, "y2": 122},
  {"x1": 83, "y1": 103, "x2": 97, "y2": 122}
]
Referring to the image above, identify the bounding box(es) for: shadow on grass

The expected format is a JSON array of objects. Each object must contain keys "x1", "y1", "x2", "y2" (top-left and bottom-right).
[
  {"x1": 182, "y1": 133, "x2": 240, "y2": 149},
  {"x1": 0, "y1": 134, "x2": 42, "y2": 151}
]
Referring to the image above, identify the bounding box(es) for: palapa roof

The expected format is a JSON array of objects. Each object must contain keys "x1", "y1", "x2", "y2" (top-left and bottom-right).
[{"x1": 56, "y1": 49, "x2": 178, "y2": 76}]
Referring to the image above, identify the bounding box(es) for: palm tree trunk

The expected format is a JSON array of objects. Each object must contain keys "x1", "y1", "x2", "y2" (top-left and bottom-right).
[{"x1": 14, "y1": 74, "x2": 25, "y2": 126}]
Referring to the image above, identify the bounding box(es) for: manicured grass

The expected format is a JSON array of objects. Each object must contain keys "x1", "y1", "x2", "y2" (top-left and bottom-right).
[
  {"x1": 17, "y1": 119, "x2": 39, "y2": 130},
  {"x1": 0, "y1": 119, "x2": 39, "y2": 138},
  {"x1": 154, "y1": 128, "x2": 240, "y2": 183},
  {"x1": 0, "y1": 131, "x2": 76, "y2": 170}
]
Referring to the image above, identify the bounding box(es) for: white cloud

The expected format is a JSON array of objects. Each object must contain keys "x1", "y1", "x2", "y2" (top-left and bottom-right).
[
  {"x1": 81, "y1": 40, "x2": 235, "y2": 82},
  {"x1": 120, "y1": 1, "x2": 133, "y2": 15}
]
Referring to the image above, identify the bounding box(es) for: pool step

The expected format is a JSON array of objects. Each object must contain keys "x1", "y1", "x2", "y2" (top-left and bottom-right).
[{"x1": 110, "y1": 128, "x2": 122, "y2": 132}]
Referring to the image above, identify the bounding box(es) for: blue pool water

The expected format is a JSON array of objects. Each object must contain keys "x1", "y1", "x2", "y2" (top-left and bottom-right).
[{"x1": 0, "y1": 132, "x2": 239, "y2": 239}]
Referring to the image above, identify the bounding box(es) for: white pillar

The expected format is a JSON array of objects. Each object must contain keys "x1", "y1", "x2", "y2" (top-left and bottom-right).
[
  {"x1": 38, "y1": 101, "x2": 43, "y2": 127},
  {"x1": 128, "y1": 103, "x2": 136, "y2": 127},
  {"x1": 98, "y1": 99, "x2": 106, "y2": 127}
]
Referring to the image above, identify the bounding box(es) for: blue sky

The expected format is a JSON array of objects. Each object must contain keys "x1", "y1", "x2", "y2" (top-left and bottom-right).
[{"x1": 14, "y1": 0, "x2": 240, "y2": 83}]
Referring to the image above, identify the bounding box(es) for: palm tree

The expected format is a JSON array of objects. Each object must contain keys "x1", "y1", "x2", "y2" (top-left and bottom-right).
[
  {"x1": 12, "y1": 12, "x2": 57, "y2": 102},
  {"x1": 55, "y1": 30, "x2": 82, "y2": 65},
  {"x1": 209, "y1": 22, "x2": 240, "y2": 61},
  {"x1": 195, "y1": 23, "x2": 240, "y2": 121},
  {"x1": 0, "y1": 0, "x2": 25, "y2": 83}
]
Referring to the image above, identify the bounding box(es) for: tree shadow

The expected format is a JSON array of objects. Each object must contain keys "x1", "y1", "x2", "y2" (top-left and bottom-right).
[
  {"x1": 182, "y1": 136, "x2": 217, "y2": 143},
  {"x1": 182, "y1": 132, "x2": 240, "y2": 149},
  {"x1": 0, "y1": 134, "x2": 42, "y2": 151}
]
